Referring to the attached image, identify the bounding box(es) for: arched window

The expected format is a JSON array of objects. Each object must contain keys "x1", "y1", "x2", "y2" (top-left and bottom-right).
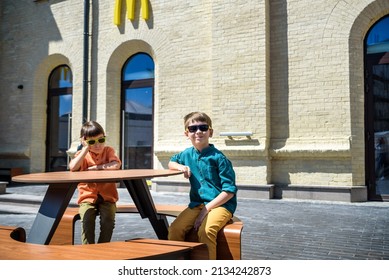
[
  {"x1": 121, "y1": 53, "x2": 155, "y2": 169},
  {"x1": 365, "y1": 15, "x2": 389, "y2": 200},
  {"x1": 366, "y1": 16, "x2": 389, "y2": 55},
  {"x1": 46, "y1": 65, "x2": 73, "y2": 171}
]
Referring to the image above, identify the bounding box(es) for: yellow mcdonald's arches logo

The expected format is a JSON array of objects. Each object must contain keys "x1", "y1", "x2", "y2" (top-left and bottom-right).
[{"x1": 114, "y1": 0, "x2": 149, "y2": 25}]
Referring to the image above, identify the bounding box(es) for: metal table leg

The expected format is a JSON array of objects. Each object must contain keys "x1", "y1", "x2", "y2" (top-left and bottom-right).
[
  {"x1": 27, "y1": 183, "x2": 77, "y2": 244},
  {"x1": 123, "y1": 179, "x2": 169, "y2": 239}
]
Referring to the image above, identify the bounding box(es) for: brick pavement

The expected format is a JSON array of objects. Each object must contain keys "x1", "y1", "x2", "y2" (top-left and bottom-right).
[{"x1": 0, "y1": 184, "x2": 389, "y2": 260}]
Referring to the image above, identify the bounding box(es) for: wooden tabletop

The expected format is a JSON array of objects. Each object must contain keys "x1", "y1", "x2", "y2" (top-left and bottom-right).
[
  {"x1": 12, "y1": 169, "x2": 183, "y2": 184},
  {"x1": 0, "y1": 237, "x2": 208, "y2": 260}
]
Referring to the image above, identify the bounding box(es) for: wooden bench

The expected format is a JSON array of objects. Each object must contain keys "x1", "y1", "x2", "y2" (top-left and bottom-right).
[
  {"x1": 0, "y1": 225, "x2": 208, "y2": 260},
  {"x1": 0, "y1": 181, "x2": 7, "y2": 194},
  {"x1": 50, "y1": 204, "x2": 243, "y2": 260},
  {"x1": 0, "y1": 225, "x2": 26, "y2": 242},
  {"x1": 0, "y1": 167, "x2": 24, "y2": 182}
]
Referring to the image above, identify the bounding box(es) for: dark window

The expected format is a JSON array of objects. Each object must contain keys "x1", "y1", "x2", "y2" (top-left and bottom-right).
[
  {"x1": 121, "y1": 53, "x2": 154, "y2": 169},
  {"x1": 46, "y1": 65, "x2": 73, "y2": 171},
  {"x1": 365, "y1": 15, "x2": 389, "y2": 200}
]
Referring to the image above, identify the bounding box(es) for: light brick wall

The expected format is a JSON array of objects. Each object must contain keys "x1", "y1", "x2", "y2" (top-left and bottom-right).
[
  {"x1": 269, "y1": 0, "x2": 389, "y2": 188},
  {"x1": 1, "y1": 0, "x2": 389, "y2": 199}
]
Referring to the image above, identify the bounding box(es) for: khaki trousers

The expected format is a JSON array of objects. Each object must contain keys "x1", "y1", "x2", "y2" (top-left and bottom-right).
[
  {"x1": 168, "y1": 205, "x2": 232, "y2": 260},
  {"x1": 79, "y1": 201, "x2": 116, "y2": 244}
]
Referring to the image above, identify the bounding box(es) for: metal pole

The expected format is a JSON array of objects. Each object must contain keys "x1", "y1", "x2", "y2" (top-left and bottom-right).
[
  {"x1": 67, "y1": 113, "x2": 72, "y2": 169},
  {"x1": 83, "y1": 0, "x2": 90, "y2": 123},
  {"x1": 122, "y1": 110, "x2": 125, "y2": 169}
]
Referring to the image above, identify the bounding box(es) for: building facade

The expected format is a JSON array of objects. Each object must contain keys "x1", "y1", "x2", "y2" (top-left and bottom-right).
[{"x1": 1, "y1": 0, "x2": 389, "y2": 202}]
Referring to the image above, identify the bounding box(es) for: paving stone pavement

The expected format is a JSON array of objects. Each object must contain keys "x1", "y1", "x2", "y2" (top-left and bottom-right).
[{"x1": 1, "y1": 183, "x2": 389, "y2": 260}]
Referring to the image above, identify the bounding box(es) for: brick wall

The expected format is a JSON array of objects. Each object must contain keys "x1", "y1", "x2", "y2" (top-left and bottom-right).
[{"x1": 1, "y1": 0, "x2": 389, "y2": 200}]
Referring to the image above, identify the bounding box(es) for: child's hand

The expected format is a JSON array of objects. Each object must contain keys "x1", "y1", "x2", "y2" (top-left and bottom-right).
[
  {"x1": 179, "y1": 165, "x2": 191, "y2": 179},
  {"x1": 87, "y1": 161, "x2": 120, "y2": 170},
  {"x1": 87, "y1": 165, "x2": 99, "y2": 170},
  {"x1": 194, "y1": 206, "x2": 209, "y2": 231},
  {"x1": 80, "y1": 138, "x2": 89, "y2": 149}
]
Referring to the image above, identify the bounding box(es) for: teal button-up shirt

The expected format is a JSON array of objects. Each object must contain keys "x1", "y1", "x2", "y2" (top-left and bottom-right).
[{"x1": 170, "y1": 144, "x2": 237, "y2": 214}]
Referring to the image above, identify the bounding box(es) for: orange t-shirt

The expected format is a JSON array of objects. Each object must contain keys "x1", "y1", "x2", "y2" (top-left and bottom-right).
[{"x1": 73, "y1": 146, "x2": 121, "y2": 204}]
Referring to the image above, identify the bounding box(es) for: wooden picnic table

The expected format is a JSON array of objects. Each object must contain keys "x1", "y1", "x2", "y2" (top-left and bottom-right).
[
  {"x1": 0, "y1": 225, "x2": 208, "y2": 260},
  {"x1": 12, "y1": 169, "x2": 183, "y2": 245}
]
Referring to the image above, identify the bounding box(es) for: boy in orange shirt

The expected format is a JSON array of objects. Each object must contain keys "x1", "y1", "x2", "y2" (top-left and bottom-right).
[{"x1": 69, "y1": 121, "x2": 121, "y2": 244}]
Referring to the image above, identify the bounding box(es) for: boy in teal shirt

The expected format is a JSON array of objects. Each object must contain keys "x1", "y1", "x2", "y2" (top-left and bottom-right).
[{"x1": 168, "y1": 112, "x2": 238, "y2": 260}]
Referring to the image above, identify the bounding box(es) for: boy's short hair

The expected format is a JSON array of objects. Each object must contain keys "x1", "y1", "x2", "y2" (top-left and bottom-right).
[
  {"x1": 80, "y1": 121, "x2": 105, "y2": 139},
  {"x1": 184, "y1": 112, "x2": 212, "y2": 129}
]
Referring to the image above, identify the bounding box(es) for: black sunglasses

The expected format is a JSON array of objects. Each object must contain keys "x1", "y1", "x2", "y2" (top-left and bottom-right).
[
  {"x1": 85, "y1": 136, "x2": 106, "y2": 146},
  {"x1": 187, "y1": 124, "x2": 210, "y2": 133}
]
